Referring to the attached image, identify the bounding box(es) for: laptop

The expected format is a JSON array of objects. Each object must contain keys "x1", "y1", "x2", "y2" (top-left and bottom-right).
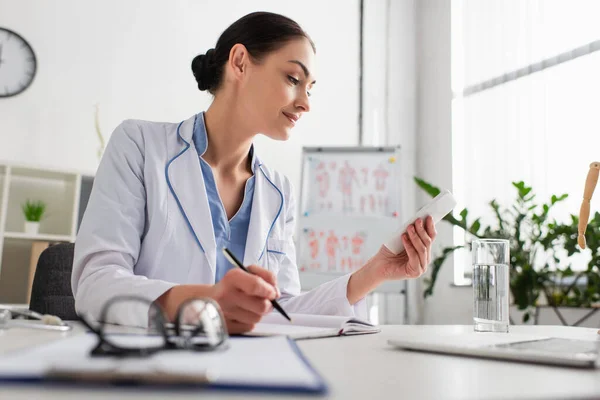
[{"x1": 388, "y1": 331, "x2": 600, "y2": 368}]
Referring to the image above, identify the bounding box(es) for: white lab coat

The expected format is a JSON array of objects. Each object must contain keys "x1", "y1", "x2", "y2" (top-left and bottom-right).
[{"x1": 72, "y1": 114, "x2": 367, "y2": 327}]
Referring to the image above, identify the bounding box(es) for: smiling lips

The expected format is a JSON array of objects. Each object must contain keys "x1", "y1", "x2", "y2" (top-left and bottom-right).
[{"x1": 283, "y1": 112, "x2": 299, "y2": 126}]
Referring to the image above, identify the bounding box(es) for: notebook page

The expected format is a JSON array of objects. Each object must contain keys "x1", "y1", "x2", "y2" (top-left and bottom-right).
[
  {"x1": 341, "y1": 322, "x2": 380, "y2": 335},
  {"x1": 248, "y1": 323, "x2": 340, "y2": 339},
  {"x1": 260, "y1": 312, "x2": 352, "y2": 328},
  {"x1": 249, "y1": 313, "x2": 379, "y2": 338}
]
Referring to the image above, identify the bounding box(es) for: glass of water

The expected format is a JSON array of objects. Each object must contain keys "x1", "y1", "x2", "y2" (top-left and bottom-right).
[{"x1": 472, "y1": 239, "x2": 510, "y2": 333}]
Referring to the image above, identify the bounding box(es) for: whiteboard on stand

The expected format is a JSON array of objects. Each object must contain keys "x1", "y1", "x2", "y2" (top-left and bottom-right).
[{"x1": 296, "y1": 146, "x2": 406, "y2": 295}]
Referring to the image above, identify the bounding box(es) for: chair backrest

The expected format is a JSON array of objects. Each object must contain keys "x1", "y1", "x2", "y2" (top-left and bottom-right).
[{"x1": 29, "y1": 242, "x2": 77, "y2": 320}]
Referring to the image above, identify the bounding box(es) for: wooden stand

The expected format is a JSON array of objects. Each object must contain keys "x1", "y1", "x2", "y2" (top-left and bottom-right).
[{"x1": 579, "y1": 162, "x2": 600, "y2": 249}]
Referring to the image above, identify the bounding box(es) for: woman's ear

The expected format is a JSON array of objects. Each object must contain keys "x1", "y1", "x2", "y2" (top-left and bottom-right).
[{"x1": 228, "y1": 43, "x2": 249, "y2": 81}]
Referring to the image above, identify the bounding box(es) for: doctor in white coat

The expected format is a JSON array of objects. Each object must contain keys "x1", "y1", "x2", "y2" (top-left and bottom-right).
[{"x1": 72, "y1": 11, "x2": 437, "y2": 333}]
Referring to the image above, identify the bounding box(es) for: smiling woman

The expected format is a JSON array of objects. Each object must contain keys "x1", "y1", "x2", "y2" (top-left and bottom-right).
[
  {"x1": 71, "y1": 11, "x2": 436, "y2": 334},
  {"x1": 191, "y1": 12, "x2": 317, "y2": 142}
]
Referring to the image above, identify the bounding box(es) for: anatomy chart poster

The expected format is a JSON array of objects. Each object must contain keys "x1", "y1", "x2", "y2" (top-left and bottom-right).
[
  {"x1": 298, "y1": 228, "x2": 370, "y2": 273},
  {"x1": 302, "y1": 154, "x2": 400, "y2": 217}
]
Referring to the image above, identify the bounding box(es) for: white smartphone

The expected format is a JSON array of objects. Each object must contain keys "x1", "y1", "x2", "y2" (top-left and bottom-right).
[{"x1": 384, "y1": 189, "x2": 457, "y2": 254}]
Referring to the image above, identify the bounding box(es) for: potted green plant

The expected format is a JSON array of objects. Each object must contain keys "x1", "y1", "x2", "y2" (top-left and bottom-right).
[
  {"x1": 21, "y1": 199, "x2": 46, "y2": 235},
  {"x1": 415, "y1": 178, "x2": 578, "y2": 322},
  {"x1": 542, "y1": 212, "x2": 600, "y2": 307}
]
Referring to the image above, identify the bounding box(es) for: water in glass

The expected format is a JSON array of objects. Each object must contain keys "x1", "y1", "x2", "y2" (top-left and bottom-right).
[{"x1": 473, "y1": 263, "x2": 509, "y2": 332}]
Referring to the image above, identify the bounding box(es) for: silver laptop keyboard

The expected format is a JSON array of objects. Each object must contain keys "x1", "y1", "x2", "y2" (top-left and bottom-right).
[{"x1": 493, "y1": 338, "x2": 599, "y2": 355}]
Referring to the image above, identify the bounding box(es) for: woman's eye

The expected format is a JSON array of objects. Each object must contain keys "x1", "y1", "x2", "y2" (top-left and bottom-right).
[{"x1": 288, "y1": 75, "x2": 312, "y2": 97}]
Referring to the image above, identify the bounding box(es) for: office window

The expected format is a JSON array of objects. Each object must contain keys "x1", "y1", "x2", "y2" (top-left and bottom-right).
[{"x1": 451, "y1": 0, "x2": 600, "y2": 283}]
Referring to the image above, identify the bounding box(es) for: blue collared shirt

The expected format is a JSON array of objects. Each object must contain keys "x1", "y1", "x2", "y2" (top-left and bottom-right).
[{"x1": 192, "y1": 113, "x2": 256, "y2": 282}]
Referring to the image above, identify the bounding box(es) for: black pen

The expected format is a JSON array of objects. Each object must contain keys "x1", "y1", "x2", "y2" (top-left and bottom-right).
[{"x1": 222, "y1": 248, "x2": 292, "y2": 322}]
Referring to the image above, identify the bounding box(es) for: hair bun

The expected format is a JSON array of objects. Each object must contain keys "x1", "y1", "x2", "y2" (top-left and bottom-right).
[{"x1": 191, "y1": 48, "x2": 217, "y2": 91}]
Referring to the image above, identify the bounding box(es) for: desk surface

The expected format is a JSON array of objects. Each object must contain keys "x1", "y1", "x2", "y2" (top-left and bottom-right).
[{"x1": 1, "y1": 324, "x2": 600, "y2": 400}]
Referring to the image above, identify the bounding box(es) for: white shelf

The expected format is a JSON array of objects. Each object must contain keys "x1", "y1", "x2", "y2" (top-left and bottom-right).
[
  {"x1": 0, "y1": 161, "x2": 94, "y2": 304},
  {"x1": 3, "y1": 232, "x2": 75, "y2": 242},
  {"x1": 0, "y1": 303, "x2": 29, "y2": 310}
]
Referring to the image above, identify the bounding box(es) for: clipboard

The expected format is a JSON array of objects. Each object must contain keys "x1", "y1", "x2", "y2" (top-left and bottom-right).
[
  {"x1": 0, "y1": 334, "x2": 328, "y2": 395},
  {"x1": 46, "y1": 368, "x2": 216, "y2": 385}
]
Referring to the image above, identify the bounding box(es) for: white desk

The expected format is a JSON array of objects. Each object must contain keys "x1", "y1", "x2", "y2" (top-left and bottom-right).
[{"x1": 1, "y1": 324, "x2": 600, "y2": 399}]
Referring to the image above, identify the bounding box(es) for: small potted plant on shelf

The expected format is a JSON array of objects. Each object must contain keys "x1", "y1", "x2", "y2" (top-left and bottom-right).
[{"x1": 21, "y1": 199, "x2": 46, "y2": 235}]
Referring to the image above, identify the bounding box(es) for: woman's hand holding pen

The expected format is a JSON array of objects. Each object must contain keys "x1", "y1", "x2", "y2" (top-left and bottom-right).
[{"x1": 210, "y1": 266, "x2": 280, "y2": 334}]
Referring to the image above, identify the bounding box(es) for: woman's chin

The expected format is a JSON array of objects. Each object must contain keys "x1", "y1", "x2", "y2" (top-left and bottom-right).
[{"x1": 263, "y1": 128, "x2": 291, "y2": 141}]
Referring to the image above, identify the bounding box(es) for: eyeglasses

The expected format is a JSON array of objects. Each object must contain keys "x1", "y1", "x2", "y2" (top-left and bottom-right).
[{"x1": 79, "y1": 295, "x2": 229, "y2": 357}]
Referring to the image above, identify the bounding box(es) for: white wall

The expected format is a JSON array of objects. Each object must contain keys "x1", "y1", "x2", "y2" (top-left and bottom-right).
[
  {"x1": 362, "y1": 0, "x2": 420, "y2": 324},
  {"x1": 1, "y1": 0, "x2": 472, "y2": 324},
  {"x1": 365, "y1": 0, "x2": 471, "y2": 325},
  {"x1": 385, "y1": 0, "x2": 422, "y2": 325},
  {"x1": 0, "y1": 0, "x2": 360, "y2": 192},
  {"x1": 417, "y1": 0, "x2": 472, "y2": 324}
]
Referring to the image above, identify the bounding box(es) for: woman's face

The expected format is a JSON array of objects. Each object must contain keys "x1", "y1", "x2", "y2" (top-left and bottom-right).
[{"x1": 240, "y1": 38, "x2": 316, "y2": 140}]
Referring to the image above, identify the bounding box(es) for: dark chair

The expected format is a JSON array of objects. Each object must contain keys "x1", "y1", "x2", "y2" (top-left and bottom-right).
[{"x1": 29, "y1": 242, "x2": 78, "y2": 320}]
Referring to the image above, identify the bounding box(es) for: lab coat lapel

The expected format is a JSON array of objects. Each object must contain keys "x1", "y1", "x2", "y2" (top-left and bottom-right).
[
  {"x1": 244, "y1": 161, "x2": 284, "y2": 266},
  {"x1": 166, "y1": 115, "x2": 217, "y2": 278}
]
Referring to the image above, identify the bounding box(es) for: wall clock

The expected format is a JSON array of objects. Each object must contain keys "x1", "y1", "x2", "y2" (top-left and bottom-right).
[{"x1": 0, "y1": 27, "x2": 37, "y2": 98}]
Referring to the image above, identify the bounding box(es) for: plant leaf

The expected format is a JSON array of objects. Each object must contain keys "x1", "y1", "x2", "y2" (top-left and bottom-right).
[
  {"x1": 413, "y1": 177, "x2": 441, "y2": 198},
  {"x1": 469, "y1": 219, "x2": 481, "y2": 235},
  {"x1": 423, "y1": 245, "x2": 465, "y2": 298}
]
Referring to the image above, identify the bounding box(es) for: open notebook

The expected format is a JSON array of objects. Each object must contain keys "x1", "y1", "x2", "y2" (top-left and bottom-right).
[{"x1": 247, "y1": 313, "x2": 380, "y2": 340}]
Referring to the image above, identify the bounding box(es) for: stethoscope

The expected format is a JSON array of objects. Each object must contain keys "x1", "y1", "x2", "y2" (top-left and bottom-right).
[{"x1": 0, "y1": 308, "x2": 72, "y2": 332}]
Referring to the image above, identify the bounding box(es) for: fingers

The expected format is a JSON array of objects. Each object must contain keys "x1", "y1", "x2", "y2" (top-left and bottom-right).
[
  {"x1": 247, "y1": 265, "x2": 280, "y2": 297},
  {"x1": 227, "y1": 305, "x2": 265, "y2": 325},
  {"x1": 228, "y1": 269, "x2": 277, "y2": 299},
  {"x1": 407, "y1": 223, "x2": 428, "y2": 268},
  {"x1": 402, "y1": 234, "x2": 419, "y2": 275},
  {"x1": 226, "y1": 319, "x2": 256, "y2": 335},
  {"x1": 231, "y1": 290, "x2": 273, "y2": 315},
  {"x1": 425, "y1": 215, "x2": 437, "y2": 239},
  {"x1": 216, "y1": 268, "x2": 278, "y2": 336},
  {"x1": 415, "y1": 218, "x2": 433, "y2": 265},
  {"x1": 415, "y1": 219, "x2": 432, "y2": 248},
  {"x1": 219, "y1": 293, "x2": 270, "y2": 334}
]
